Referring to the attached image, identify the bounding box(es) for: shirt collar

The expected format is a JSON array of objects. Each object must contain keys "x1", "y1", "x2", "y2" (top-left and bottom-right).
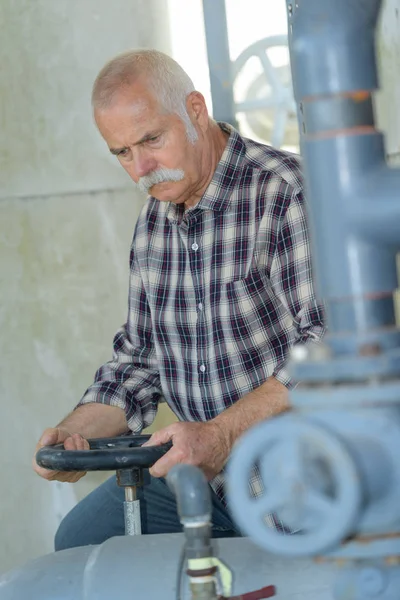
[{"x1": 165, "y1": 122, "x2": 246, "y2": 223}]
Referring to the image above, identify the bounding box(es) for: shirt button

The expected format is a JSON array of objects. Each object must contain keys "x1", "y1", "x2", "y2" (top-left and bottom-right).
[
  {"x1": 191, "y1": 243, "x2": 199, "y2": 251},
  {"x1": 199, "y1": 364, "x2": 206, "y2": 373},
  {"x1": 198, "y1": 302, "x2": 203, "y2": 311}
]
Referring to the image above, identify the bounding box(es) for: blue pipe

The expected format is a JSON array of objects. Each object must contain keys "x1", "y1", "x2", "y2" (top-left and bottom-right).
[{"x1": 288, "y1": 0, "x2": 400, "y2": 341}]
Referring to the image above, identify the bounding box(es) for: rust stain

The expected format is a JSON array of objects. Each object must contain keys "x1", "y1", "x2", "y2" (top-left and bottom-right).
[
  {"x1": 350, "y1": 91, "x2": 371, "y2": 103},
  {"x1": 314, "y1": 531, "x2": 400, "y2": 563},
  {"x1": 303, "y1": 90, "x2": 372, "y2": 103},
  {"x1": 385, "y1": 556, "x2": 400, "y2": 566},
  {"x1": 354, "y1": 531, "x2": 400, "y2": 544},
  {"x1": 306, "y1": 125, "x2": 376, "y2": 141}
]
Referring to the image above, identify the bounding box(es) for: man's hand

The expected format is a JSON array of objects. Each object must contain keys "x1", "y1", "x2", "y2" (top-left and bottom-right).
[
  {"x1": 33, "y1": 427, "x2": 90, "y2": 483},
  {"x1": 143, "y1": 421, "x2": 231, "y2": 480},
  {"x1": 144, "y1": 377, "x2": 289, "y2": 480}
]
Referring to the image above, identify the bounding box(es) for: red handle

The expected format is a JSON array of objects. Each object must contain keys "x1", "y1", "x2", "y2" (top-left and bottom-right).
[{"x1": 223, "y1": 584, "x2": 276, "y2": 600}]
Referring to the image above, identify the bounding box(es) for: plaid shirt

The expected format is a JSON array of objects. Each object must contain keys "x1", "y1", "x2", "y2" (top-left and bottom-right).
[{"x1": 79, "y1": 123, "x2": 324, "y2": 520}]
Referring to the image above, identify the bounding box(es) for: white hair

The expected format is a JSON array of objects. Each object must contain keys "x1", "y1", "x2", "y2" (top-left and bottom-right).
[{"x1": 92, "y1": 49, "x2": 198, "y2": 143}]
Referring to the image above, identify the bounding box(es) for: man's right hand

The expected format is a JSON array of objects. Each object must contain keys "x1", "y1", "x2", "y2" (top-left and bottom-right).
[{"x1": 33, "y1": 427, "x2": 90, "y2": 483}]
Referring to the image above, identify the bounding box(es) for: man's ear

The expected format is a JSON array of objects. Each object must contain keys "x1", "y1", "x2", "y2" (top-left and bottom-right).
[{"x1": 186, "y1": 91, "x2": 209, "y2": 132}]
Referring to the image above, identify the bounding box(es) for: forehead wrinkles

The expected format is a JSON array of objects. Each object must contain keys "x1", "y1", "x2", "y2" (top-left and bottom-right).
[{"x1": 96, "y1": 101, "x2": 163, "y2": 146}]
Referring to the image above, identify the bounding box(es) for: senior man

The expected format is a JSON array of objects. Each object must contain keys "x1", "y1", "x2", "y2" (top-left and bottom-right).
[{"x1": 33, "y1": 49, "x2": 324, "y2": 550}]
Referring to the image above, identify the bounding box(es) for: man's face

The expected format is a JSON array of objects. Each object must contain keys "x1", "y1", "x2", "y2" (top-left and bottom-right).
[{"x1": 94, "y1": 82, "x2": 203, "y2": 205}]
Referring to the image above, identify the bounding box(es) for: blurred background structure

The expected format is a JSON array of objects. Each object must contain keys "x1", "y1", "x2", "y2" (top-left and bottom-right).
[{"x1": 0, "y1": 0, "x2": 399, "y2": 574}]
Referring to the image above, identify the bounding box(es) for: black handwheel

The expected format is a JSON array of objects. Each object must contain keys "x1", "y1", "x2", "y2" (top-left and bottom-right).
[{"x1": 35, "y1": 434, "x2": 172, "y2": 471}]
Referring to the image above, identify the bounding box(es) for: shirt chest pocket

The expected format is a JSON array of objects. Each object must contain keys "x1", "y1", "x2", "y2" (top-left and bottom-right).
[
  {"x1": 215, "y1": 268, "x2": 283, "y2": 352},
  {"x1": 224, "y1": 269, "x2": 273, "y2": 319}
]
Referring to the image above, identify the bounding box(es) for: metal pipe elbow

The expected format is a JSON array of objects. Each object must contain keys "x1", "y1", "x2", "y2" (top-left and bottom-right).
[{"x1": 167, "y1": 464, "x2": 212, "y2": 524}]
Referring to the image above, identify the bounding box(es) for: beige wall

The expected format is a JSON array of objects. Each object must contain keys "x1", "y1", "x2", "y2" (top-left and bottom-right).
[
  {"x1": 0, "y1": 0, "x2": 173, "y2": 573},
  {"x1": 375, "y1": 0, "x2": 400, "y2": 318},
  {"x1": 376, "y1": 0, "x2": 400, "y2": 165}
]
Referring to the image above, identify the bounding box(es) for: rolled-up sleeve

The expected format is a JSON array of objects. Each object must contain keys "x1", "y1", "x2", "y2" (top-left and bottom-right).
[
  {"x1": 270, "y1": 191, "x2": 325, "y2": 388},
  {"x1": 77, "y1": 245, "x2": 162, "y2": 432}
]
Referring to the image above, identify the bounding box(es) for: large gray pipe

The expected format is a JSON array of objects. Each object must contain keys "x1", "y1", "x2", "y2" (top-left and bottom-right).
[{"x1": 0, "y1": 533, "x2": 335, "y2": 599}]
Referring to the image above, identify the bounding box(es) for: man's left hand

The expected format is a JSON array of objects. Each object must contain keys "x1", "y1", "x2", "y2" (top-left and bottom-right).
[{"x1": 143, "y1": 421, "x2": 231, "y2": 480}]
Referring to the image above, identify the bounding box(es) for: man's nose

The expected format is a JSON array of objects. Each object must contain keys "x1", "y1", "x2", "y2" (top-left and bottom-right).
[{"x1": 132, "y1": 152, "x2": 157, "y2": 179}]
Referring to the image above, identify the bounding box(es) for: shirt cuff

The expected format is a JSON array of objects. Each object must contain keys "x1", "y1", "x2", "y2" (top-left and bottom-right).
[
  {"x1": 273, "y1": 327, "x2": 327, "y2": 390},
  {"x1": 75, "y1": 384, "x2": 145, "y2": 433},
  {"x1": 272, "y1": 364, "x2": 294, "y2": 389}
]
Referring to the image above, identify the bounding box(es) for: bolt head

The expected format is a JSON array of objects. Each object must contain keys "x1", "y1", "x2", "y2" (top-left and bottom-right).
[{"x1": 359, "y1": 567, "x2": 387, "y2": 596}]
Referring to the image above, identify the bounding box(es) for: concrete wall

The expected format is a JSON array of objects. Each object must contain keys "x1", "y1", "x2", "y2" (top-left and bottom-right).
[
  {"x1": 376, "y1": 0, "x2": 400, "y2": 165},
  {"x1": 0, "y1": 0, "x2": 172, "y2": 573},
  {"x1": 376, "y1": 0, "x2": 400, "y2": 319}
]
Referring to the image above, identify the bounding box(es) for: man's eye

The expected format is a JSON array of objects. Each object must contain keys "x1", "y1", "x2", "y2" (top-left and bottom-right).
[
  {"x1": 148, "y1": 135, "x2": 160, "y2": 143},
  {"x1": 118, "y1": 149, "x2": 129, "y2": 157}
]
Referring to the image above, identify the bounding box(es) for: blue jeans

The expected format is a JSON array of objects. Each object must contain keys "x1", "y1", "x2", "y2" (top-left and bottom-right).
[{"x1": 55, "y1": 474, "x2": 240, "y2": 551}]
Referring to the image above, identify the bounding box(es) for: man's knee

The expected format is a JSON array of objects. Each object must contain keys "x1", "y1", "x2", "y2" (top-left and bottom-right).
[
  {"x1": 54, "y1": 498, "x2": 100, "y2": 551},
  {"x1": 54, "y1": 513, "x2": 76, "y2": 552},
  {"x1": 54, "y1": 476, "x2": 126, "y2": 551}
]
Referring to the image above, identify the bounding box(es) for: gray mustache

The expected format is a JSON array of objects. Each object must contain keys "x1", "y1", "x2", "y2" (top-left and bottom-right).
[{"x1": 136, "y1": 168, "x2": 185, "y2": 194}]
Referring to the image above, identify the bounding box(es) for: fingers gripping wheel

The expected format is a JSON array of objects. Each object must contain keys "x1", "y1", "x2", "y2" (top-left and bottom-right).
[
  {"x1": 227, "y1": 416, "x2": 362, "y2": 557},
  {"x1": 36, "y1": 435, "x2": 172, "y2": 471}
]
